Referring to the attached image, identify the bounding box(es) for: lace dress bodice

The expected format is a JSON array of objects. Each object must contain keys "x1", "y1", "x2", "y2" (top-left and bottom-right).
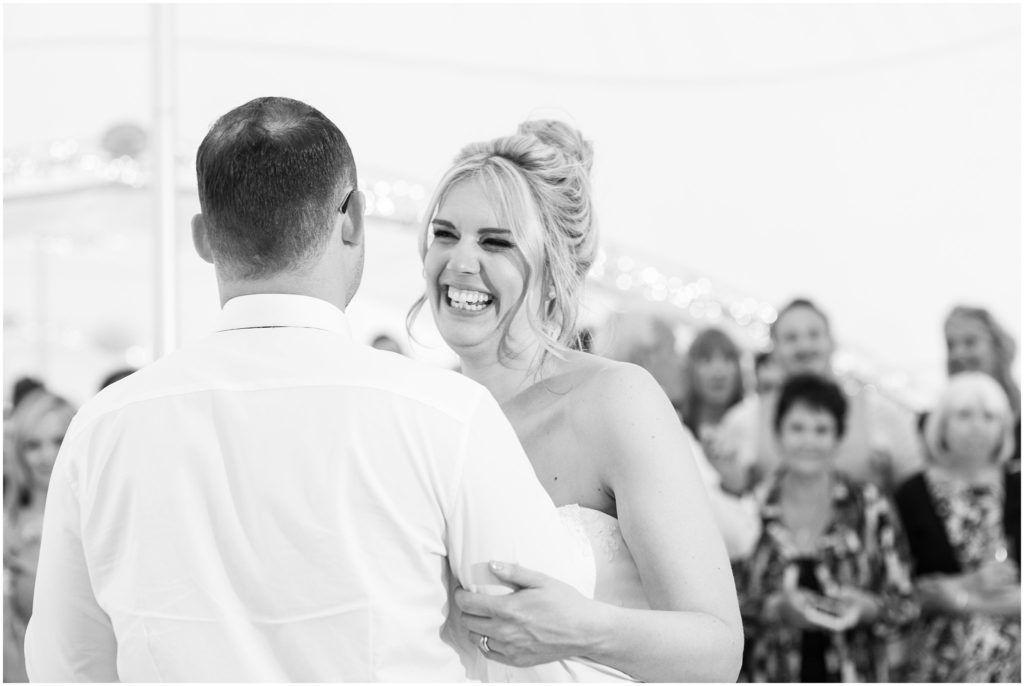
[{"x1": 558, "y1": 505, "x2": 649, "y2": 611}]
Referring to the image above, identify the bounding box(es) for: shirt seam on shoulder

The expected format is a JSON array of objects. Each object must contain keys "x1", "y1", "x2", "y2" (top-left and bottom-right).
[{"x1": 66, "y1": 378, "x2": 478, "y2": 443}]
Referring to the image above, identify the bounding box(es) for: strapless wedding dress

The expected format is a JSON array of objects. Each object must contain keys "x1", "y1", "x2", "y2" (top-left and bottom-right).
[{"x1": 480, "y1": 505, "x2": 647, "y2": 682}]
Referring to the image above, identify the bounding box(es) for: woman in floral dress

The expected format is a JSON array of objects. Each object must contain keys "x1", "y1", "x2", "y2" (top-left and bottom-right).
[
  {"x1": 737, "y1": 374, "x2": 917, "y2": 682},
  {"x1": 895, "y1": 372, "x2": 1020, "y2": 682}
]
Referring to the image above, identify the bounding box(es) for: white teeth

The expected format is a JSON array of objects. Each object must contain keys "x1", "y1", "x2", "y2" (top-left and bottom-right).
[
  {"x1": 446, "y1": 286, "x2": 493, "y2": 310},
  {"x1": 451, "y1": 300, "x2": 488, "y2": 312}
]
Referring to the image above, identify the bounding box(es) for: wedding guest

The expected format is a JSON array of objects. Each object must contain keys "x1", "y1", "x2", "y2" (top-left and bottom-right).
[
  {"x1": 3, "y1": 407, "x2": 29, "y2": 683},
  {"x1": 753, "y1": 350, "x2": 784, "y2": 397},
  {"x1": 420, "y1": 120, "x2": 743, "y2": 681},
  {"x1": 680, "y1": 327, "x2": 750, "y2": 496},
  {"x1": 10, "y1": 377, "x2": 44, "y2": 410},
  {"x1": 944, "y1": 305, "x2": 1020, "y2": 462},
  {"x1": 894, "y1": 372, "x2": 1020, "y2": 682},
  {"x1": 600, "y1": 312, "x2": 761, "y2": 561},
  {"x1": 737, "y1": 374, "x2": 917, "y2": 682},
  {"x1": 680, "y1": 327, "x2": 745, "y2": 443},
  {"x1": 717, "y1": 298, "x2": 924, "y2": 493},
  {"x1": 3, "y1": 388, "x2": 75, "y2": 683}
]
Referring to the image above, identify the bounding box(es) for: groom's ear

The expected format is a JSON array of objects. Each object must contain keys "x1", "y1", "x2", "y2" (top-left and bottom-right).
[
  {"x1": 191, "y1": 214, "x2": 215, "y2": 264},
  {"x1": 340, "y1": 190, "x2": 365, "y2": 247}
]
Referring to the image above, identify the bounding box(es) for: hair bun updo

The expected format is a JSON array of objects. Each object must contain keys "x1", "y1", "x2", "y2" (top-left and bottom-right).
[{"x1": 517, "y1": 119, "x2": 594, "y2": 174}]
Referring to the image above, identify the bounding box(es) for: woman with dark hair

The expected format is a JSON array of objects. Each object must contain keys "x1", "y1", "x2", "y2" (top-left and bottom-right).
[
  {"x1": 737, "y1": 374, "x2": 916, "y2": 682},
  {"x1": 894, "y1": 372, "x2": 1020, "y2": 682}
]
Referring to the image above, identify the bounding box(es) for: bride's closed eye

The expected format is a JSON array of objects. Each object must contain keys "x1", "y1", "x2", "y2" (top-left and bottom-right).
[
  {"x1": 481, "y1": 237, "x2": 515, "y2": 251},
  {"x1": 431, "y1": 226, "x2": 458, "y2": 241}
]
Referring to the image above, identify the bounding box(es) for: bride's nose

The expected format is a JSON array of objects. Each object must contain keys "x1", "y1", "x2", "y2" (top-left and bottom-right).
[{"x1": 449, "y1": 241, "x2": 480, "y2": 274}]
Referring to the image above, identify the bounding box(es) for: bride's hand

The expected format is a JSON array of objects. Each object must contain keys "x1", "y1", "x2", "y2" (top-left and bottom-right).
[{"x1": 453, "y1": 561, "x2": 603, "y2": 668}]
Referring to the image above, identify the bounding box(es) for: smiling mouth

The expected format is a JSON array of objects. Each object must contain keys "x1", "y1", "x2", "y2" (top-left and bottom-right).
[{"x1": 445, "y1": 286, "x2": 494, "y2": 312}]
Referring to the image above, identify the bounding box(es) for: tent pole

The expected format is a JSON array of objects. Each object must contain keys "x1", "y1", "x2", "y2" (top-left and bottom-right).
[{"x1": 151, "y1": 4, "x2": 177, "y2": 359}]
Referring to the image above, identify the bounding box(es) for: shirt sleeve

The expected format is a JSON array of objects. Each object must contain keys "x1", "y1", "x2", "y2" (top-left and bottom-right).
[
  {"x1": 24, "y1": 442, "x2": 118, "y2": 682},
  {"x1": 445, "y1": 391, "x2": 596, "y2": 598}
]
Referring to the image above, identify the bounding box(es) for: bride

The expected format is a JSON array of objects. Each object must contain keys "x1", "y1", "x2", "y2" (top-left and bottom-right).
[{"x1": 412, "y1": 120, "x2": 742, "y2": 681}]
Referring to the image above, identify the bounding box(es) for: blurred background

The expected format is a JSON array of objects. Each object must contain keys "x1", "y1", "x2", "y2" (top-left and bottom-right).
[{"x1": 3, "y1": 2, "x2": 1020, "y2": 409}]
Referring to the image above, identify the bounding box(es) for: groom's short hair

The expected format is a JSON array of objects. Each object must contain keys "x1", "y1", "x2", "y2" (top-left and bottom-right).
[{"x1": 196, "y1": 97, "x2": 356, "y2": 279}]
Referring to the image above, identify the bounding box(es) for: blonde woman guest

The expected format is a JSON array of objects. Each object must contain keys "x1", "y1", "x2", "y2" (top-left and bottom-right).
[
  {"x1": 416, "y1": 120, "x2": 742, "y2": 681},
  {"x1": 944, "y1": 305, "x2": 1020, "y2": 462},
  {"x1": 3, "y1": 389, "x2": 75, "y2": 682},
  {"x1": 894, "y1": 372, "x2": 1020, "y2": 682}
]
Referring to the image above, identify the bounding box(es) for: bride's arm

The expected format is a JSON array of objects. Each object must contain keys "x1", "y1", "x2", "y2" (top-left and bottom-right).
[
  {"x1": 578, "y1": 364, "x2": 743, "y2": 682},
  {"x1": 456, "y1": 363, "x2": 743, "y2": 682}
]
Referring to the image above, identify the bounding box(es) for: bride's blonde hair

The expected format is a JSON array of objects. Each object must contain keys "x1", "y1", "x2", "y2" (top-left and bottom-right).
[{"x1": 408, "y1": 120, "x2": 599, "y2": 364}]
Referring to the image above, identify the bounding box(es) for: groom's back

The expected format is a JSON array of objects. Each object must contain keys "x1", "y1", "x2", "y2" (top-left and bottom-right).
[{"x1": 51, "y1": 322, "x2": 483, "y2": 681}]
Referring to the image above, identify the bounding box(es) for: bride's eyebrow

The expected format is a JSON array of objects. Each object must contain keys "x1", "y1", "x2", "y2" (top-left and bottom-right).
[
  {"x1": 478, "y1": 228, "x2": 511, "y2": 235},
  {"x1": 431, "y1": 219, "x2": 456, "y2": 229}
]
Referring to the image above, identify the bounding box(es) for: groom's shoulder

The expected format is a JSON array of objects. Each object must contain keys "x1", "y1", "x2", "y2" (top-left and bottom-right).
[
  {"x1": 357, "y1": 347, "x2": 492, "y2": 420},
  {"x1": 68, "y1": 343, "x2": 219, "y2": 431},
  {"x1": 71, "y1": 339, "x2": 492, "y2": 434}
]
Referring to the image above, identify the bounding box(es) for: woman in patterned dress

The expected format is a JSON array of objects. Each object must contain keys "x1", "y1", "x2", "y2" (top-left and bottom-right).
[
  {"x1": 895, "y1": 371, "x2": 1020, "y2": 682},
  {"x1": 737, "y1": 373, "x2": 917, "y2": 682}
]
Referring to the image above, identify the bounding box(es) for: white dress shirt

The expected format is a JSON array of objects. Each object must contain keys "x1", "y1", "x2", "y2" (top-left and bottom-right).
[{"x1": 25, "y1": 294, "x2": 594, "y2": 682}]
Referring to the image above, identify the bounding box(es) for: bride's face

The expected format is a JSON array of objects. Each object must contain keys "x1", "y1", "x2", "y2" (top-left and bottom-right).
[{"x1": 424, "y1": 177, "x2": 533, "y2": 358}]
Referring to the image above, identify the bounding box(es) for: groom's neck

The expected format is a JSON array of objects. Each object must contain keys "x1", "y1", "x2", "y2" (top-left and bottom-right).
[{"x1": 216, "y1": 270, "x2": 348, "y2": 312}]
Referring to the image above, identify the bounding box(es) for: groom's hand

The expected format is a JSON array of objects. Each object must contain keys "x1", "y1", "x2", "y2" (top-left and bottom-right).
[{"x1": 453, "y1": 561, "x2": 601, "y2": 668}]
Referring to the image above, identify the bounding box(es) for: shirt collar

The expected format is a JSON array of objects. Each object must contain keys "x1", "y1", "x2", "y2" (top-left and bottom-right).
[{"x1": 215, "y1": 294, "x2": 352, "y2": 339}]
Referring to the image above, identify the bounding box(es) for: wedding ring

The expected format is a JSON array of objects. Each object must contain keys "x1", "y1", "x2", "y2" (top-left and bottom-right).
[{"x1": 479, "y1": 635, "x2": 492, "y2": 654}]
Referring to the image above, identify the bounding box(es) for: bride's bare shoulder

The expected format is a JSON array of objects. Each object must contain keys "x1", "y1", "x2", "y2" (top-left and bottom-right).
[
  {"x1": 561, "y1": 353, "x2": 686, "y2": 478},
  {"x1": 559, "y1": 352, "x2": 669, "y2": 413}
]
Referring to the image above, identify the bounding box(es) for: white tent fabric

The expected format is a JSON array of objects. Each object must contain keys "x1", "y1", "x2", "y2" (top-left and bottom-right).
[{"x1": 3, "y1": 3, "x2": 1020, "y2": 406}]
